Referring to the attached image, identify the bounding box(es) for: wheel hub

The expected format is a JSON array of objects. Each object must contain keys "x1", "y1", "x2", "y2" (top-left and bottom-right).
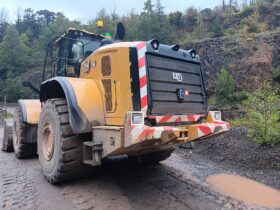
[{"x1": 42, "y1": 122, "x2": 55, "y2": 161}]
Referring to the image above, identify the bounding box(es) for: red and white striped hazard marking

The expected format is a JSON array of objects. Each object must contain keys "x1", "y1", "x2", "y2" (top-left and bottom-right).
[
  {"x1": 124, "y1": 112, "x2": 179, "y2": 146},
  {"x1": 131, "y1": 42, "x2": 148, "y2": 114},
  {"x1": 197, "y1": 121, "x2": 230, "y2": 138},
  {"x1": 130, "y1": 124, "x2": 177, "y2": 144},
  {"x1": 148, "y1": 114, "x2": 204, "y2": 123}
]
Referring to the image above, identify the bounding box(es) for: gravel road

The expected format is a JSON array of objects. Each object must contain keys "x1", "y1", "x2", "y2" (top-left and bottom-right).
[{"x1": 0, "y1": 121, "x2": 277, "y2": 210}]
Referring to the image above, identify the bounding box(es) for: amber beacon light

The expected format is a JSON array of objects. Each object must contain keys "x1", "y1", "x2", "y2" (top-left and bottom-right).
[{"x1": 97, "y1": 20, "x2": 104, "y2": 28}]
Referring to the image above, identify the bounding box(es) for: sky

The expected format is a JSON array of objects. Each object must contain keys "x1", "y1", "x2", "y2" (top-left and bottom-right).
[{"x1": 0, "y1": 0, "x2": 223, "y2": 23}]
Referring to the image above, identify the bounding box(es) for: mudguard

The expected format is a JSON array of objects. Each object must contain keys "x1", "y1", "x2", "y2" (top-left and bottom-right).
[
  {"x1": 18, "y1": 99, "x2": 41, "y2": 124},
  {"x1": 40, "y1": 77, "x2": 105, "y2": 134}
]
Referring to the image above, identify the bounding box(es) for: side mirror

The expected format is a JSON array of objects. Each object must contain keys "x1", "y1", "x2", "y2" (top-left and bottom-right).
[
  {"x1": 22, "y1": 81, "x2": 40, "y2": 95},
  {"x1": 113, "y1": 22, "x2": 125, "y2": 41}
]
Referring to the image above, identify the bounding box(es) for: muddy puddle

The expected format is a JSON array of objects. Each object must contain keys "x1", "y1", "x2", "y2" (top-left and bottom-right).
[{"x1": 207, "y1": 173, "x2": 280, "y2": 208}]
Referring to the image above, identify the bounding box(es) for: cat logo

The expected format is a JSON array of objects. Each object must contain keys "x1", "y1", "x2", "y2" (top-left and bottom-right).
[{"x1": 172, "y1": 72, "x2": 183, "y2": 82}]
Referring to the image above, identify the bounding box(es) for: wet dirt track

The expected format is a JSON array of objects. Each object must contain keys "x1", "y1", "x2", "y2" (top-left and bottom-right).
[{"x1": 0, "y1": 126, "x2": 276, "y2": 210}]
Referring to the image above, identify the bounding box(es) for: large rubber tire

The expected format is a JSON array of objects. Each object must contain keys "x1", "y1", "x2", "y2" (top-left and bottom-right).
[
  {"x1": 13, "y1": 108, "x2": 37, "y2": 158},
  {"x1": 1, "y1": 122, "x2": 14, "y2": 152},
  {"x1": 129, "y1": 148, "x2": 174, "y2": 164},
  {"x1": 37, "y1": 99, "x2": 91, "y2": 184}
]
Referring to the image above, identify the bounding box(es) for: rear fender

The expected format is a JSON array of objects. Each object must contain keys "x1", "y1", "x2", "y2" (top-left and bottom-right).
[
  {"x1": 18, "y1": 99, "x2": 41, "y2": 124},
  {"x1": 40, "y1": 77, "x2": 105, "y2": 134}
]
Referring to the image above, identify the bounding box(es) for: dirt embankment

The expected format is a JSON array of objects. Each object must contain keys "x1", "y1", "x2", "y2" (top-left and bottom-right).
[{"x1": 184, "y1": 32, "x2": 280, "y2": 94}]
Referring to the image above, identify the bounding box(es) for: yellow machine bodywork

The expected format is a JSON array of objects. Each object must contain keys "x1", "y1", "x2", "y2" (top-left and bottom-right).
[
  {"x1": 67, "y1": 78, "x2": 105, "y2": 126},
  {"x1": 79, "y1": 42, "x2": 134, "y2": 126},
  {"x1": 20, "y1": 77, "x2": 106, "y2": 127},
  {"x1": 39, "y1": 43, "x2": 134, "y2": 134},
  {"x1": 24, "y1": 42, "x2": 229, "y2": 158},
  {"x1": 3, "y1": 26, "x2": 230, "y2": 185},
  {"x1": 19, "y1": 99, "x2": 41, "y2": 124},
  {"x1": 21, "y1": 43, "x2": 133, "y2": 132},
  {"x1": 19, "y1": 31, "x2": 229, "y2": 163}
]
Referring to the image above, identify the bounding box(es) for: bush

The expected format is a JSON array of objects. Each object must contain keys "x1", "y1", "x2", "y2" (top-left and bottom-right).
[
  {"x1": 238, "y1": 82, "x2": 280, "y2": 145},
  {"x1": 0, "y1": 74, "x2": 35, "y2": 102},
  {"x1": 214, "y1": 68, "x2": 245, "y2": 108},
  {"x1": 239, "y1": 12, "x2": 268, "y2": 33},
  {"x1": 272, "y1": 66, "x2": 280, "y2": 83}
]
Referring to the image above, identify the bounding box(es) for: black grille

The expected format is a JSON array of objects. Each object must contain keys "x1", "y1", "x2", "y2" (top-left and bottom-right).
[{"x1": 147, "y1": 54, "x2": 206, "y2": 115}]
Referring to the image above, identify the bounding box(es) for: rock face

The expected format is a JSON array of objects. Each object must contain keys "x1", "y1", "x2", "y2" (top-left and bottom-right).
[{"x1": 185, "y1": 32, "x2": 280, "y2": 95}]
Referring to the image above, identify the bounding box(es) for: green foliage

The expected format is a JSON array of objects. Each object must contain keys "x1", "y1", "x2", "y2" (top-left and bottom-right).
[
  {"x1": 86, "y1": 8, "x2": 115, "y2": 37},
  {"x1": 240, "y1": 4, "x2": 255, "y2": 17},
  {"x1": 0, "y1": 26, "x2": 31, "y2": 75},
  {"x1": 238, "y1": 82, "x2": 280, "y2": 145},
  {"x1": 137, "y1": 0, "x2": 175, "y2": 44},
  {"x1": 212, "y1": 16, "x2": 224, "y2": 37},
  {"x1": 214, "y1": 69, "x2": 235, "y2": 106},
  {"x1": 214, "y1": 69, "x2": 245, "y2": 107},
  {"x1": 240, "y1": 12, "x2": 268, "y2": 33},
  {"x1": 272, "y1": 66, "x2": 280, "y2": 83},
  {"x1": 169, "y1": 11, "x2": 183, "y2": 28},
  {"x1": 182, "y1": 7, "x2": 199, "y2": 33},
  {"x1": 0, "y1": 73, "x2": 35, "y2": 102},
  {"x1": 272, "y1": 66, "x2": 280, "y2": 95},
  {"x1": 0, "y1": 0, "x2": 278, "y2": 102},
  {"x1": 122, "y1": 11, "x2": 141, "y2": 40}
]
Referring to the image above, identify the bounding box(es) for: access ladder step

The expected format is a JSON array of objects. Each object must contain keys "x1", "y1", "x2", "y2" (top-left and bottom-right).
[{"x1": 83, "y1": 142, "x2": 103, "y2": 166}]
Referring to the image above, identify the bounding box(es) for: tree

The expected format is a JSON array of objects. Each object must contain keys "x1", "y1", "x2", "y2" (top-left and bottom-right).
[
  {"x1": 214, "y1": 68, "x2": 243, "y2": 107},
  {"x1": 16, "y1": 8, "x2": 41, "y2": 38},
  {"x1": 137, "y1": 0, "x2": 155, "y2": 40},
  {"x1": 109, "y1": 2, "x2": 118, "y2": 22},
  {"x1": 229, "y1": 0, "x2": 233, "y2": 15},
  {"x1": 123, "y1": 9, "x2": 141, "y2": 40},
  {"x1": 240, "y1": 12, "x2": 268, "y2": 33},
  {"x1": 143, "y1": 0, "x2": 154, "y2": 15},
  {"x1": 0, "y1": 73, "x2": 33, "y2": 102},
  {"x1": 137, "y1": 0, "x2": 174, "y2": 43},
  {"x1": 238, "y1": 82, "x2": 280, "y2": 145},
  {"x1": 38, "y1": 12, "x2": 80, "y2": 50},
  {"x1": 0, "y1": 8, "x2": 9, "y2": 41},
  {"x1": 153, "y1": 0, "x2": 175, "y2": 43},
  {"x1": 0, "y1": 26, "x2": 31, "y2": 76},
  {"x1": 169, "y1": 11, "x2": 183, "y2": 28},
  {"x1": 36, "y1": 10, "x2": 56, "y2": 25},
  {"x1": 212, "y1": 16, "x2": 224, "y2": 37},
  {"x1": 182, "y1": 7, "x2": 199, "y2": 32}
]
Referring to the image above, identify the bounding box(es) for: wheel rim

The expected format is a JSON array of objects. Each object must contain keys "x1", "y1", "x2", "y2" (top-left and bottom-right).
[{"x1": 42, "y1": 122, "x2": 55, "y2": 161}]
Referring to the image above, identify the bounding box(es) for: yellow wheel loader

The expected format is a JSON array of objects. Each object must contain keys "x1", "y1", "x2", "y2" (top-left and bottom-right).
[{"x1": 3, "y1": 22, "x2": 229, "y2": 184}]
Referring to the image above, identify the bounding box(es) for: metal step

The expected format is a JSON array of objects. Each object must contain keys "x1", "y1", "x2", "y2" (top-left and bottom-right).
[{"x1": 83, "y1": 142, "x2": 103, "y2": 166}]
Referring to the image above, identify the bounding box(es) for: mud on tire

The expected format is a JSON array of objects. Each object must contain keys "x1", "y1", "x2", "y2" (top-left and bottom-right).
[
  {"x1": 13, "y1": 108, "x2": 37, "y2": 158},
  {"x1": 38, "y1": 99, "x2": 91, "y2": 184},
  {"x1": 129, "y1": 148, "x2": 174, "y2": 164}
]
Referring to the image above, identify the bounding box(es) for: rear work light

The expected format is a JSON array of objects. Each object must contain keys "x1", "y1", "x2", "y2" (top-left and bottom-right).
[
  {"x1": 131, "y1": 112, "x2": 144, "y2": 124},
  {"x1": 190, "y1": 49, "x2": 196, "y2": 59},
  {"x1": 214, "y1": 111, "x2": 221, "y2": 121},
  {"x1": 150, "y1": 39, "x2": 160, "y2": 50}
]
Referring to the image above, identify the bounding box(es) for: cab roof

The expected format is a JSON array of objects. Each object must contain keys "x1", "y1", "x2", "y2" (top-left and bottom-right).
[{"x1": 52, "y1": 28, "x2": 105, "y2": 45}]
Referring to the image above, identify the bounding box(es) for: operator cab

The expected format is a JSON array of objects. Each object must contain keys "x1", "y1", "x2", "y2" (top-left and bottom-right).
[{"x1": 43, "y1": 28, "x2": 105, "y2": 80}]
